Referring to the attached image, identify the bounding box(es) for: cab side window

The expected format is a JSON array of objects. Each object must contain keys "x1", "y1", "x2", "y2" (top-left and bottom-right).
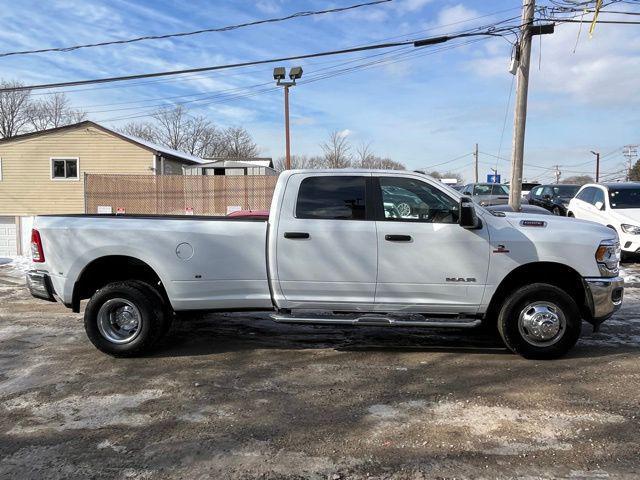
[
  {"x1": 296, "y1": 176, "x2": 367, "y2": 220},
  {"x1": 378, "y1": 177, "x2": 459, "y2": 223}
]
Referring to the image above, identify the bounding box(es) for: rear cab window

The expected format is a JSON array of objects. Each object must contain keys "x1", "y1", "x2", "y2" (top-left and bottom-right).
[{"x1": 296, "y1": 176, "x2": 367, "y2": 220}]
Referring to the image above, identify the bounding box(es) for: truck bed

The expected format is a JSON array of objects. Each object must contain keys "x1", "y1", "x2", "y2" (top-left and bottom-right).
[{"x1": 34, "y1": 215, "x2": 273, "y2": 311}]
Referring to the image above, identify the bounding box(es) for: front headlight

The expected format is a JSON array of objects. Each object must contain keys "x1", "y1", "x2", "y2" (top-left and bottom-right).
[
  {"x1": 595, "y1": 239, "x2": 620, "y2": 277},
  {"x1": 621, "y1": 224, "x2": 640, "y2": 235}
]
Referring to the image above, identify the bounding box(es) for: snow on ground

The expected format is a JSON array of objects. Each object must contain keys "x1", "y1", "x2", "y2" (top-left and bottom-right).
[{"x1": 0, "y1": 256, "x2": 32, "y2": 273}]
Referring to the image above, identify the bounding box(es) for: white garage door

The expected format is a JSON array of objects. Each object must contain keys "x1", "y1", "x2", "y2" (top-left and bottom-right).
[{"x1": 0, "y1": 217, "x2": 17, "y2": 257}]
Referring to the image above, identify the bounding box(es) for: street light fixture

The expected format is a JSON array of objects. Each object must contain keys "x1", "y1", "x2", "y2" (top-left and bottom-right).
[{"x1": 273, "y1": 66, "x2": 303, "y2": 170}]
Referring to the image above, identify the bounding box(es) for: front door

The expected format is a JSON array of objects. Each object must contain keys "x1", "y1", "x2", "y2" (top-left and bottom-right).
[
  {"x1": 373, "y1": 174, "x2": 491, "y2": 314},
  {"x1": 274, "y1": 174, "x2": 378, "y2": 309}
]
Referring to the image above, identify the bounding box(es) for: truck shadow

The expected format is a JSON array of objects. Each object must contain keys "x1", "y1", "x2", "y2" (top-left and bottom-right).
[{"x1": 150, "y1": 312, "x2": 638, "y2": 359}]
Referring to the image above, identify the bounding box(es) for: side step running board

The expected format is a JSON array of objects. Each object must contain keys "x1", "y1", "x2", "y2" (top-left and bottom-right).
[{"x1": 270, "y1": 313, "x2": 481, "y2": 329}]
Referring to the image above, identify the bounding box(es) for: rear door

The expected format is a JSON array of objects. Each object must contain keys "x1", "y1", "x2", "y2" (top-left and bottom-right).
[
  {"x1": 274, "y1": 173, "x2": 378, "y2": 308},
  {"x1": 373, "y1": 174, "x2": 490, "y2": 314}
]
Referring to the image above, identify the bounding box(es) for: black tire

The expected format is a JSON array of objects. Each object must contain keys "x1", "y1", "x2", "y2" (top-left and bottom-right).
[
  {"x1": 567, "y1": 211, "x2": 575, "y2": 218},
  {"x1": 84, "y1": 281, "x2": 168, "y2": 357},
  {"x1": 127, "y1": 280, "x2": 174, "y2": 338},
  {"x1": 497, "y1": 283, "x2": 581, "y2": 359}
]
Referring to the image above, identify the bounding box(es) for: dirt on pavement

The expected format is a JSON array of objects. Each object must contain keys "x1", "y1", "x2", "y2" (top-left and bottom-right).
[{"x1": 1, "y1": 262, "x2": 639, "y2": 479}]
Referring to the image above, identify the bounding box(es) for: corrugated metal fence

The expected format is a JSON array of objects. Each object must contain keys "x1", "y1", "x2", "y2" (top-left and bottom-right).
[{"x1": 85, "y1": 174, "x2": 278, "y2": 215}]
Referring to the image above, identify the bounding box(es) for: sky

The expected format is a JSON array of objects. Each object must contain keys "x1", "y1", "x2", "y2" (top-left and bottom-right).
[{"x1": 1, "y1": 0, "x2": 639, "y2": 184}]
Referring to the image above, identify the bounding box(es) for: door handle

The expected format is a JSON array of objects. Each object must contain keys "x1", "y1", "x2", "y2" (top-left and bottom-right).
[
  {"x1": 385, "y1": 234, "x2": 412, "y2": 242},
  {"x1": 284, "y1": 232, "x2": 310, "y2": 239}
]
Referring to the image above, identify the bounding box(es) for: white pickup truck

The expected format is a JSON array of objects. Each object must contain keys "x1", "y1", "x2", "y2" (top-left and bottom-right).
[{"x1": 27, "y1": 170, "x2": 624, "y2": 359}]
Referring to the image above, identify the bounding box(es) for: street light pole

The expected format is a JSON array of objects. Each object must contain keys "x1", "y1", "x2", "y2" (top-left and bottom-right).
[
  {"x1": 284, "y1": 85, "x2": 291, "y2": 170},
  {"x1": 274, "y1": 66, "x2": 303, "y2": 170}
]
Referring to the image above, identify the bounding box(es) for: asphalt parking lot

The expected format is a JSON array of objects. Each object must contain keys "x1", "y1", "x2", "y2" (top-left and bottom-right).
[{"x1": 1, "y1": 262, "x2": 640, "y2": 479}]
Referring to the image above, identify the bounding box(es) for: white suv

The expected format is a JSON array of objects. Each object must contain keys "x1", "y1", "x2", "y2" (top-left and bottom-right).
[{"x1": 568, "y1": 183, "x2": 640, "y2": 254}]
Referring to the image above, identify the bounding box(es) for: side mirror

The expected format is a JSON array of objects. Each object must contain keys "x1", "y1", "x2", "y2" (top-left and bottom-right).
[
  {"x1": 594, "y1": 201, "x2": 604, "y2": 211},
  {"x1": 459, "y1": 196, "x2": 481, "y2": 229}
]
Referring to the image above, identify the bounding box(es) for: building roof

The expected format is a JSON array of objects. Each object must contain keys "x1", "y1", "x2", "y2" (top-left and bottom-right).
[
  {"x1": 190, "y1": 159, "x2": 275, "y2": 170},
  {"x1": 203, "y1": 157, "x2": 273, "y2": 168},
  {"x1": 0, "y1": 120, "x2": 207, "y2": 165}
]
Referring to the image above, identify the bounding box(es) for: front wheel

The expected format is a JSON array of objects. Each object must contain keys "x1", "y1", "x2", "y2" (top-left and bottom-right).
[
  {"x1": 497, "y1": 283, "x2": 582, "y2": 359},
  {"x1": 84, "y1": 281, "x2": 168, "y2": 357}
]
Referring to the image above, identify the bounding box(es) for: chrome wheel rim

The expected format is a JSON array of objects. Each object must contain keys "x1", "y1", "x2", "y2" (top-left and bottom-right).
[
  {"x1": 517, "y1": 301, "x2": 566, "y2": 347},
  {"x1": 397, "y1": 202, "x2": 412, "y2": 217},
  {"x1": 97, "y1": 298, "x2": 142, "y2": 344}
]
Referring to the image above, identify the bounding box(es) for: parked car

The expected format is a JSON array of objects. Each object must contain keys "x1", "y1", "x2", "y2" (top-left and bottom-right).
[
  {"x1": 27, "y1": 170, "x2": 623, "y2": 360},
  {"x1": 528, "y1": 184, "x2": 580, "y2": 216},
  {"x1": 460, "y1": 183, "x2": 510, "y2": 206},
  {"x1": 486, "y1": 204, "x2": 552, "y2": 215},
  {"x1": 568, "y1": 182, "x2": 640, "y2": 255},
  {"x1": 521, "y1": 182, "x2": 541, "y2": 200},
  {"x1": 381, "y1": 184, "x2": 430, "y2": 217}
]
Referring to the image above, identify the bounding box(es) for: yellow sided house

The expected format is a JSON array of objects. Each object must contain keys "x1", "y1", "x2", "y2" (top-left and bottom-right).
[{"x1": 0, "y1": 120, "x2": 206, "y2": 257}]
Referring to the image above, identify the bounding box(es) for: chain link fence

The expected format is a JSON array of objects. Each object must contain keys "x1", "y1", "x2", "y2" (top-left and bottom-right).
[{"x1": 85, "y1": 174, "x2": 278, "y2": 215}]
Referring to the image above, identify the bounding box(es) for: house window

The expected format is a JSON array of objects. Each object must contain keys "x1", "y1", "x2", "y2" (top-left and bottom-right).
[{"x1": 51, "y1": 158, "x2": 79, "y2": 180}]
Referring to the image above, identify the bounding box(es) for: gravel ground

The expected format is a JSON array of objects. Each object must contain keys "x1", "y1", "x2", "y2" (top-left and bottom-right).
[{"x1": 1, "y1": 262, "x2": 639, "y2": 479}]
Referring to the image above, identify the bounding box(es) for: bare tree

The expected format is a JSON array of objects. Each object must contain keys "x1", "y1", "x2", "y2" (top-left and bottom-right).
[
  {"x1": 352, "y1": 141, "x2": 405, "y2": 170},
  {"x1": 120, "y1": 106, "x2": 233, "y2": 158},
  {"x1": 120, "y1": 121, "x2": 158, "y2": 143},
  {"x1": 27, "y1": 93, "x2": 85, "y2": 131},
  {"x1": 152, "y1": 105, "x2": 190, "y2": 151},
  {"x1": 274, "y1": 154, "x2": 325, "y2": 172},
  {"x1": 320, "y1": 130, "x2": 352, "y2": 168},
  {"x1": 220, "y1": 126, "x2": 260, "y2": 158},
  {"x1": 562, "y1": 175, "x2": 594, "y2": 185},
  {"x1": 428, "y1": 170, "x2": 464, "y2": 183},
  {"x1": 0, "y1": 80, "x2": 31, "y2": 138}
]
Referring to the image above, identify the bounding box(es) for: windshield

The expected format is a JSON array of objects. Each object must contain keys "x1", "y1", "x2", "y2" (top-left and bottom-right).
[
  {"x1": 552, "y1": 185, "x2": 579, "y2": 198},
  {"x1": 474, "y1": 184, "x2": 509, "y2": 196},
  {"x1": 609, "y1": 188, "x2": 640, "y2": 209}
]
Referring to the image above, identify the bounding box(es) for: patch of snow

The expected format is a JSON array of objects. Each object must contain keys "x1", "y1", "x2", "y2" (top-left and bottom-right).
[
  {"x1": 4, "y1": 389, "x2": 166, "y2": 433},
  {"x1": 0, "y1": 255, "x2": 32, "y2": 273},
  {"x1": 620, "y1": 265, "x2": 640, "y2": 285},
  {"x1": 365, "y1": 399, "x2": 625, "y2": 453}
]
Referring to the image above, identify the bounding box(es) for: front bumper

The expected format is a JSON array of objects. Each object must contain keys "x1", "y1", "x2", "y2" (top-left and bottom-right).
[
  {"x1": 26, "y1": 270, "x2": 56, "y2": 302},
  {"x1": 619, "y1": 231, "x2": 640, "y2": 253},
  {"x1": 584, "y1": 276, "x2": 624, "y2": 324}
]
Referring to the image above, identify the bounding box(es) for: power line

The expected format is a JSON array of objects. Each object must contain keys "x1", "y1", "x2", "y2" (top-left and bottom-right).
[
  {"x1": 96, "y1": 37, "x2": 492, "y2": 122},
  {"x1": 423, "y1": 153, "x2": 473, "y2": 170},
  {"x1": 0, "y1": 25, "x2": 524, "y2": 93},
  {"x1": 0, "y1": 0, "x2": 392, "y2": 59},
  {"x1": 28, "y1": 8, "x2": 524, "y2": 97}
]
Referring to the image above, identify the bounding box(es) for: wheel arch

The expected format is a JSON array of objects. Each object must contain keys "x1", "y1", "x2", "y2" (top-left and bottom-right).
[
  {"x1": 485, "y1": 261, "x2": 590, "y2": 324},
  {"x1": 71, "y1": 255, "x2": 170, "y2": 313}
]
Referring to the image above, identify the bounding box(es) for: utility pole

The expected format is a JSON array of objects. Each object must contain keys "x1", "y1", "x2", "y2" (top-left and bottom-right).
[
  {"x1": 591, "y1": 150, "x2": 600, "y2": 182},
  {"x1": 554, "y1": 165, "x2": 561, "y2": 184},
  {"x1": 508, "y1": 0, "x2": 535, "y2": 210},
  {"x1": 623, "y1": 145, "x2": 638, "y2": 181},
  {"x1": 474, "y1": 143, "x2": 479, "y2": 182}
]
